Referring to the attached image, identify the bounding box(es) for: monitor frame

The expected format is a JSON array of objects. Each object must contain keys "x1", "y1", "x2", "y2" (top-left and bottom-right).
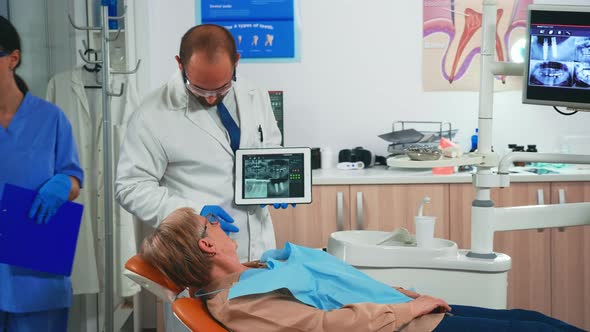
[
  {"x1": 234, "y1": 147, "x2": 312, "y2": 206},
  {"x1": 522, "y1": 4, "x2": 590, "y2": 110}
]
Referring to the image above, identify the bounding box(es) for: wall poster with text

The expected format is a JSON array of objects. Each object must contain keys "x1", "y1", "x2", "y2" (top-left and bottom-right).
[{"x1": 200, "y1": 0, "x2": 296, "y2": 59}]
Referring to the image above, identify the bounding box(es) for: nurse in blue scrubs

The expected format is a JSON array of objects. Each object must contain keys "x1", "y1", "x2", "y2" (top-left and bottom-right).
[{"x1": 0, "y1": 16, "x2": 84, "y2": 332}]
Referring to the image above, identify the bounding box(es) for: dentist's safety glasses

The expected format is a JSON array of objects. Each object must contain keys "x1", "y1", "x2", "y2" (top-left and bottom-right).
[{"x1": 183, "y1": 70, "x2": 232, "y2": 98}]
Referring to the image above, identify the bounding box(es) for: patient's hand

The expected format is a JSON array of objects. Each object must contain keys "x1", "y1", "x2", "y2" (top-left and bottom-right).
[
  {"x1": 409, "y1": 295, "x2": 451, "y2": 318},
  {"x1": 395, "y1": 287, "x2": 420, "y2": 299}
]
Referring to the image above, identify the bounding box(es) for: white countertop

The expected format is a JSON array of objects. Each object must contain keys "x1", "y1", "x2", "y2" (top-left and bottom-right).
[{"x1": 312, "y1": 165, "x2": 590, "y2": 185}]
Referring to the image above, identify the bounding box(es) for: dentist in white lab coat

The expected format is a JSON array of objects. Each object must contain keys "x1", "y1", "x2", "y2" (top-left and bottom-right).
[{"x1": 115, "y1": 24, "x2": 283, "y2": 263}]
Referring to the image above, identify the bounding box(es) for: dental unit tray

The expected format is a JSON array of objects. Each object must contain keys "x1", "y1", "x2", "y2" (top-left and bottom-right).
[{"x1": 379, "y1": 121, "x2": 457, "y2": 156}]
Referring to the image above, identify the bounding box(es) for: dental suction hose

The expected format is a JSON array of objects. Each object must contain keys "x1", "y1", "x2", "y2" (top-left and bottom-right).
[{"x1": 418, "y1": 196, "x2": 431, "y2": 217}]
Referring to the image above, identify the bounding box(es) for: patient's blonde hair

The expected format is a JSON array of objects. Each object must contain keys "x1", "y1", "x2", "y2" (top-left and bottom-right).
[{"x1": 140, "y1": 208, "x2": 213, "y2": 290}]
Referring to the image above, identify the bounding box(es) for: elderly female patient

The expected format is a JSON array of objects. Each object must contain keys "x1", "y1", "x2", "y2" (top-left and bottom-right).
[{"x1": 141, "y1": 208, "x2": 583, "y2": 332}]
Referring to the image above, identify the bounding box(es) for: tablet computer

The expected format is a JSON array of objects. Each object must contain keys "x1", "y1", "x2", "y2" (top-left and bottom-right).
[{"x1": 235, "y1": 148, "x2": 312, "y2": 205}]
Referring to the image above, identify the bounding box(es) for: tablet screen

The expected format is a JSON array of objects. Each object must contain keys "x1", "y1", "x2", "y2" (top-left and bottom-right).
[{"x1": 242, "y1": 153, "x2": 305, "y2": 199}]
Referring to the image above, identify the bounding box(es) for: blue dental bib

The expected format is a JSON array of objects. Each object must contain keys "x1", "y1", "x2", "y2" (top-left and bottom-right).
[{"x1": 228, "y1": 243, "x2": 411, "y2": 310}]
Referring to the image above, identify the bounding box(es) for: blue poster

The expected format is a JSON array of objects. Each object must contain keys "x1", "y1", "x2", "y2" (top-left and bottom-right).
[
  {"x1": 220, "y1": 21, "x2": 294, "y2": 58},
  {"x1": 202, "y1": 0, "x2": 294, "y2": 20},
  {"x1": 200, "y1": 0, "x2": 296, "y2": 59}
]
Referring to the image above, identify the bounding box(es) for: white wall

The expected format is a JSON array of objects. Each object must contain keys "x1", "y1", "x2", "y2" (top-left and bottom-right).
[
  {"x1": 10, "y1": 0, "x2": 82, "y2": 97},
  {"x1": 137, "y1": 0, "x2": 590, "y2": 157}
]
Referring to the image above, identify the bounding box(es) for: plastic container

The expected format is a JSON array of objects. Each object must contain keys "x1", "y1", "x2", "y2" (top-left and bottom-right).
[
  {"x1": 432, "y1": 167, "x2": 454, "y2": 175},
  {"x1": 415, "y1": 216, "x2": 436, "y2": 248},
  {"x1": 321, "y1": 148, "x2": 335, "y2": 169},
  {"x1": 104, "y1": 0, "x2": 118, "y2": 29},
  {"x1": 470, "y1": 128, "x2": 479, "y2": 152}
]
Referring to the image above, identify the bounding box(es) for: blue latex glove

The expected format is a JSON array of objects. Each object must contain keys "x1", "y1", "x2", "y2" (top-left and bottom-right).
[
  {"x1": 260, "y1": 247, "x2": 289, "y2": 262},
  {"x1": 200, "y1": 205, "x2": 239, "y2": 235},
  {"x1": 260, "y1": 203, "x2": 297, "y2": 209},
  {"x1": 28, "y1": 174, "x2": 72, "y2": 224}
]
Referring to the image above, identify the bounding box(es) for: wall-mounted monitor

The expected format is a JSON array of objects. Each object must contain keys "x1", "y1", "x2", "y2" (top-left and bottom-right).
[{"x1": 523, "y1": 4, "x2": 590, "y2": 110}]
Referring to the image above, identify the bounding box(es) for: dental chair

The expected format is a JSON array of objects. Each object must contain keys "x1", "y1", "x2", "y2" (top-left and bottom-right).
[{"x1": 124, "y1": 255, "x2": 228, "y2": 332}]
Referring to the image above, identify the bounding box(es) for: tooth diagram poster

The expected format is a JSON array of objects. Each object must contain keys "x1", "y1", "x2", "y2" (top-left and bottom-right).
[{"x1": 423, "y1": 0, "x2": 532, "y2": 91}]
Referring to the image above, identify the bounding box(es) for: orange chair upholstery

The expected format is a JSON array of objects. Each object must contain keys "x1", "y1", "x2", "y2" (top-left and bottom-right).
[
  {"x1": 124, "y1": 255, "x2": 228, "y2": 332},
  {"x1": 173, "y1": 297, "x2": 228, "y2": 332}
]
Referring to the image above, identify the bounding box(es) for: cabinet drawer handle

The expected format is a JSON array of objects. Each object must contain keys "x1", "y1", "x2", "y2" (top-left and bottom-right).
[
  {"x1": 537, "y1": 189, "x2": 545, "y2": 205},
  {"x1": 337, "y1": 192, "x2": 344, "y2": 231},
  {"x1": 537, "y1": 189, "x2": 545, "y2": 232},
  {"x1": 557, "y1": 189, "x2": 566, "y2": 232},
  {"x1": 558, "y1": 189, "x2": 566, "y2": 204},
  {"x1": 357, "y1": 192, "x2": 364, "y2": 230}
]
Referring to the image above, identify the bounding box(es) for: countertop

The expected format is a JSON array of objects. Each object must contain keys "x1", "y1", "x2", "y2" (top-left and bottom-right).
[{"x1": 312, "y1": 165, "x2": 590, "y2": 185}]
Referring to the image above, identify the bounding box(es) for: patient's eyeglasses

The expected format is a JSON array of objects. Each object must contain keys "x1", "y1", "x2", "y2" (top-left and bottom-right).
[
  {"x1": 0, "y1": 51, "x2": 9, "y2": 57},
  {"x1": 201, "y1": 213, "x2": 220, "y2": 238}
]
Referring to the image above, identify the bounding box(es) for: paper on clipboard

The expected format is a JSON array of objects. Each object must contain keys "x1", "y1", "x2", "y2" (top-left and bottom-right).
[{"x1": 0, "y1": 184, "x2": 83, "y2": 276}]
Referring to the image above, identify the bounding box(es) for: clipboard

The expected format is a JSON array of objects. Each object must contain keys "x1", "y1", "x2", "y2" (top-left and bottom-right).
[{"x1": 0, "y1": 184, "x2": 84, "y2": 276}]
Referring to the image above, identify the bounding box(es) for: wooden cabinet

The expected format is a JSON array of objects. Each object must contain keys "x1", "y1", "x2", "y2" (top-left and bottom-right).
[
  {"x1": 349, "y1": 184, "x2": 449, "y2": 240},
  {"x1": 550, "y1": 182, "x2": 590, "y2": 331},
  {"x1": 270, "y1": 185, "x2": 350, "y2": 248},
  {"x1": 449, "y1": 183, "x2": 552, "y2": 316},
  {"x1": 271, "y1": 184, "x2": 449, "y2": 246}
]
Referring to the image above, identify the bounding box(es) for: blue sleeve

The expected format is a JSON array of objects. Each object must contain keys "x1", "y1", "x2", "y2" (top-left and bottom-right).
[{"x1": 55, "y1": 111, "x2": 84, "y2": 188}]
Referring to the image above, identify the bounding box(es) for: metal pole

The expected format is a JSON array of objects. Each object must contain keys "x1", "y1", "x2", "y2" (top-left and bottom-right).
[{"x1": 101, "y1": 4, "x2": 114, "y2": 332}]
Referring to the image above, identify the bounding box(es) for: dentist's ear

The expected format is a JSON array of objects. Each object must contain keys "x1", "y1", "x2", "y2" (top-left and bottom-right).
[
  {"x1": 233, "y1": 53, "x2": 240, "y2": 81},
  {"x1": 175, "y1": 55, "x2": 183, "y2": 71}
]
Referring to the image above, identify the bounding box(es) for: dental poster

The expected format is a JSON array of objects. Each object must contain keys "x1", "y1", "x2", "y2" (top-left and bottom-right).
[
  {"x1": 423, "y1": 0, "x2": 532, "y2": 91},
  {"x1": 201, "y1": 0, "x2": 295, "y2": 59}
]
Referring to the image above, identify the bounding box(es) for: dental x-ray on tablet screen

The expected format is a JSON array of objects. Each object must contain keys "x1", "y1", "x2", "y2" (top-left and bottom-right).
[{"x1": 235, "y1": 148, "x2": 312, "y2": 205}]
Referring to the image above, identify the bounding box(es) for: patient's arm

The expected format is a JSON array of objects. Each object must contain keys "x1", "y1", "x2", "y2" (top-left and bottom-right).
[{"x1": 208, "y1": 289, "x2": 440, "y2": 332}]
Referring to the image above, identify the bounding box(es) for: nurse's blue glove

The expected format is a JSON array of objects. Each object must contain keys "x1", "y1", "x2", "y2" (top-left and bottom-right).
[
  {"x1": 28, "y1": 174, "x2": 72, "y2": 224},
  {"x1": 260, "y1": 247, "x2": 289, "y2": 262},
  {"x1": 260, "y1": 203, "x2": 297, "y2": 209},
  {"x1": 200, "y1": 205, "x2": 239, "y2": 235}
]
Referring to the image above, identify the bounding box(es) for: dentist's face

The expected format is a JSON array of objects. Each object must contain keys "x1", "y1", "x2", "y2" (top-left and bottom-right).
[{"x1": 183, "y1": 51, "x2": 235, "y2": 107}]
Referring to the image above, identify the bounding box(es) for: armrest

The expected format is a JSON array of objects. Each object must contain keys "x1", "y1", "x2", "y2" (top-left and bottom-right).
[{"x1": 172, "y1": 298, "x2": 228, "y2": 332}]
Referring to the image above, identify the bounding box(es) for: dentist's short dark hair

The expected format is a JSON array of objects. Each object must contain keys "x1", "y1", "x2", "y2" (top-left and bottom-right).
[{"x1": 179, "y1": 24, "x2": 238, "y2": 67}]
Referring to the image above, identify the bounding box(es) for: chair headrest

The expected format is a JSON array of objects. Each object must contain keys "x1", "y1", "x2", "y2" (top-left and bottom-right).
[{"x1": 124, "y1": 255, "x2": 185, "y2": 303}]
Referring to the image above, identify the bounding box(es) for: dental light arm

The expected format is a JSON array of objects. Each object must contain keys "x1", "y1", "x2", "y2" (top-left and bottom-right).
[{"x1": 468, "y1": 0, "x2": 590, "y2": 259}]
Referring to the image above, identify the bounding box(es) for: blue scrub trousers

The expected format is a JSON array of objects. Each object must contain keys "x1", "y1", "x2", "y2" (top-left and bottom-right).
[
  {"x1": 0, "y1": 309, "x2": 68, "y2": 332},
  {"x1": 433, "y1": 305, "x2": 585, "y2": 332}
]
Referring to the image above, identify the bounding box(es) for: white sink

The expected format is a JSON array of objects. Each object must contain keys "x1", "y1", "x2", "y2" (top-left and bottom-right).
[
  {"x1": 327, "y1": 230, "x2": 512, "y2": 309},
  {"x1": 328, "y1": 230, "x2": 458, "y2": 268}
]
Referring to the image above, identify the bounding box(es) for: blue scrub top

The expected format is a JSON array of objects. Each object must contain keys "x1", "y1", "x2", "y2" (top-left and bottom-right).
[{"x1": 0, "y1": 92, "x2": 84, "y2": 313}]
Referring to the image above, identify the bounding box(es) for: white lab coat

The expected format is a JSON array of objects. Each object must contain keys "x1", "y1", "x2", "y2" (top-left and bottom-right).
[
  {"x1": 115, "y1": 70, "x2": 282, "y2": 262},
  {"x1": 46, "y1": 67, "x2": 140, "y2": 297}
]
